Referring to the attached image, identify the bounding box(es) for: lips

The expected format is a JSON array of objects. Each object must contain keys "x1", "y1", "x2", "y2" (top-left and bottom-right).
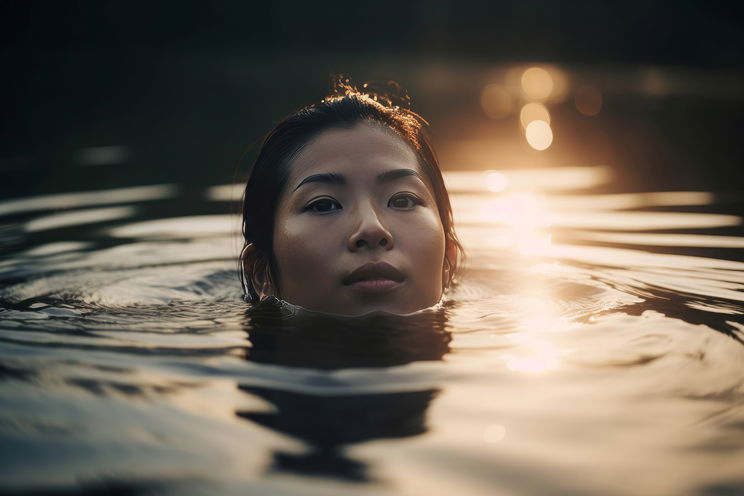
[{"x1": 343, "y1": 261, "x2": 405, "y2": 286}]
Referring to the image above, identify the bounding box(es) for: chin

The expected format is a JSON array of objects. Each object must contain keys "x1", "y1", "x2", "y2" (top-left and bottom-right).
[
  {"x1": 287, "y1": 287, "x2": 442, "y2": 317},
  {"x1": 349, "y1": 296, "x2": 442, "y2": 317}
]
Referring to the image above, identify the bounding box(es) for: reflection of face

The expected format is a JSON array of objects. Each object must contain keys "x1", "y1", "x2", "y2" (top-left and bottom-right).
[{"x1": 272, "y1": 122, "x2": 447, "y2": 315}]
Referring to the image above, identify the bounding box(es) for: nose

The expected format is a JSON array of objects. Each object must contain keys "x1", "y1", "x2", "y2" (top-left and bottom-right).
[{"x1": 347, "y1": 203, "x2": 394, "y2": 252}]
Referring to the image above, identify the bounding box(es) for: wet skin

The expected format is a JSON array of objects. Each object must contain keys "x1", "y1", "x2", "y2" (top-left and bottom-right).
[{"x1": 272, "y1": 122, "x2": 447, "y2": 315}]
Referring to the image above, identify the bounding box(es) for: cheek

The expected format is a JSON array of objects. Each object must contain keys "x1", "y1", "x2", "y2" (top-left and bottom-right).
[
  {"x1": 273, "y1": 216, "x2": 339, "y2": 285},
  {"x1": 396, "y1": 212, "x2": 446, "y2": 272}
]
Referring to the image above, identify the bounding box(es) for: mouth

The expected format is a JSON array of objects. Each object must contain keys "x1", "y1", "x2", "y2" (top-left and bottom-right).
[{"x1": 343, "y1": 261, "x2": 405, "y2": 294}]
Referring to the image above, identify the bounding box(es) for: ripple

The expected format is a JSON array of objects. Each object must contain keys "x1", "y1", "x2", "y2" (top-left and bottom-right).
[
  {"x1": 108, "y1": 215, "x2": 239, "y2": 239},
  {"x1": 0, "y1": 184, "x2": 176, "y2": 217},
  {"x1": 1, "y1": 169, "x2": 743, "y2": 496},
  {"x1": 25, "y1": 206, "x2": 137, "y2": 232}
]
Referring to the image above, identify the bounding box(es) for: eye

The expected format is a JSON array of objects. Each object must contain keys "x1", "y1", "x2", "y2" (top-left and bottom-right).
[
  {"x1": 388, "y1": 193, "x2": 421, "y2": 210},
  {"x1": 304, "y1": 197, "x2": 342, "y2": 214}
]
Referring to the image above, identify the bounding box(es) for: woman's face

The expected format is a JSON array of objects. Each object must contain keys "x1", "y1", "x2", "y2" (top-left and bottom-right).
[{"x1": 272, "y1": 122, "x2": 447, "y2": 315}]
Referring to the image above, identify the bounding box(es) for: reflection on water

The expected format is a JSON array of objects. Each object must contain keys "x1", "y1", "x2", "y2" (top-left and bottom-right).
[
  {"x1": 0, "y1": 184, "x2": 176, "y2": 217},
  {"x1": 0, "y1": 165, "x2": 743, "y2": 495},
  {"x1": 239, "y1": 300, "x2": 449, "y2": 481},
  {"x1": 25, "y1": 206, "x2": 137, "y2": 233},
  {"x1": 444, "y1": 166, "x2": 614, "y2": 192},
  {"x1": 243, "y1": 299, "x2": 451, "y2": 369}
]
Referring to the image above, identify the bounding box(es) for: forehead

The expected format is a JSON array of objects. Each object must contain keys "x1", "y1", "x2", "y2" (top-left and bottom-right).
[{"x1": 287, "y1": 122, "x2": 422, "y2": 182}]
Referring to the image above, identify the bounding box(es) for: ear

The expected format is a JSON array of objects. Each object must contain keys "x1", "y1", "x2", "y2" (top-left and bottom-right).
[
  {"x1": 442, "y1": 237, "x2": 458, "y2": 289},
  {"x1": 250, "y1": 261, "x2": 273, "y2": 299},
  {"x1": 241, "y1": 244, "x2": 274, "y2": 300}
]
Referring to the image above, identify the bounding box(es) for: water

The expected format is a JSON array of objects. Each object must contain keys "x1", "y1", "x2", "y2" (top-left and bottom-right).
[{"x1": 1, "y1": 165, "x2": 743, "y2": 495}]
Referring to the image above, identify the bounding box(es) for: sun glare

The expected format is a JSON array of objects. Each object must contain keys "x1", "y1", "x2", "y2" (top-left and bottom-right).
[
  {"x1": 486, "y1": 192, "x2": 554, "y2": 256},
  {"x1": 502, "y1": 295, "x2": 574, "y2": 374},
  {"x1": 525, "y1": 120, "x2": 553, "y2": 150}
]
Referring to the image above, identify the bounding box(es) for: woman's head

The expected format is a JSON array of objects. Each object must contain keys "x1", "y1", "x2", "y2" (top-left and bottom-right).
[{"x1": 240, "y1": 81, "x2": 461, "y2": 315}]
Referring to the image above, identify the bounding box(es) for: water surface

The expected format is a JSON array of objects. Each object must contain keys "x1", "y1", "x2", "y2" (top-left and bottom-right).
[{"x1": 1, "y1": 166, "x2": 743, "y2": 495}]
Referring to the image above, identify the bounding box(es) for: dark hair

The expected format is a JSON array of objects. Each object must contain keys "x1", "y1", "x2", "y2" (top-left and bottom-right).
[{"x1": 239, "y1": 80, "x2": 463, "y2": 302}]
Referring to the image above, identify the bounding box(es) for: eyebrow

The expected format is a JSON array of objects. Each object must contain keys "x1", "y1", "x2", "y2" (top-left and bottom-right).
[
  {"x1": 293, "y1": 172, "x2": 345, "y2": 191},
  {"x1": 293, "y1": 169, "x2": 423, "y2": 192}
]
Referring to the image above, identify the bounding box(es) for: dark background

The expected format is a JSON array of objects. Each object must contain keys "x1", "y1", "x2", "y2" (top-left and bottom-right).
[
  {"x1": 2, "y1": 0, "x2": 743, "y2": 200},
  {"x1": 4, "y1": 1, "x2": 742, "y2": 65}
]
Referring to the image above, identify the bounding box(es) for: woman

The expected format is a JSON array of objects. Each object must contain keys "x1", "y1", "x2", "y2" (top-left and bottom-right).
[{"x1": 240, "y1": 80, "x2": 462, "y2": 316}]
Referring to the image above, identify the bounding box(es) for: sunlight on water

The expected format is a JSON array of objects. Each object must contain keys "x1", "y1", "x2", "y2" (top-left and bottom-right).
[
  {"x1": 25, "y1": 206, "x2": 136, "y2": 232},
  {"x1": 206, "y1": 183, "x2": 245, "y2": 202},
  {"x1": 108, "y1": 214, "x2": 239, "y2": 238},
  {"x1": 485, "y1": 192, "x2": 553, "y2": 255},
  {"x1": 443, "y1": 167, "x2": 614, "y2": 192},
  {"x1": 482, "y1": 423, "x2": 507, "y2": 443},
  {"x1": 485, "y1": 171, "x2": 508, "y2": 192},
  {"x1": 454, "y1": 195, "x2": 740, "y2": 231},
  {"x1": 0, "y1": 184, "x2": 176, "y2": 216},
  {"x1": 571, "y1": 231, "x2": 744, "y2": 248},
  {"x1": 0, "y1": 164, "x2": 743, "y2": 495},
  {"x1": 549, "y1": 191, "x2": 715, "y2": 209},
  {"x1": 20, "y1": 241, "x2": 91, "y2": 256},
  {"x1": 503, "y1": 305, "x2": 572, "y2": 373}
]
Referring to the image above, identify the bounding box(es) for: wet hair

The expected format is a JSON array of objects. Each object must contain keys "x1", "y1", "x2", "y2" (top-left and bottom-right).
[{"x1": 239, "y1": 79, "x2": 463, "y2": 302}]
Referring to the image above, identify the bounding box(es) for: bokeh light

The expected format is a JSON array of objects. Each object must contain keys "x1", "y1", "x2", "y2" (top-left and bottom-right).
[
  {"x1": 641, "y1": 68, "x2": 668, "y2": 96},
  {"x1": 480, "y1": 83, "x2": 513, "y2": 119},
  {"x1": 521, "y1": 67, "x2": 554, "y2": 101},
  {"x1": 575, "y1": 85, "x2": 603, "y2": 116},
  {"x1": 519, "y1": 102, "x2": 551, "y2": 128},
  {"x1": 525, "y1": 120, "x2": 553, "y2": 150},
  {"x1": 486, "y1": 171, "x2": 508, "y2": 192},
  {"x1": 546, "y1": 66, "x2": 570, "y2": 103}
]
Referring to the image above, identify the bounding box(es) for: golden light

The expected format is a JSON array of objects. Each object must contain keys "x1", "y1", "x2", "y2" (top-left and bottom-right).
[
  {"x1": 518, "y1": 232, "x2": 553, "y2": 256},
  {"x1": 575, "y1": 85, "x2": 603, "y2": 116},
  {"x1": 505, "y1": 351, "x2": 561, "y2": 373},
  {"x1": 546, "y1": 67, "x2": 570, "y2": 103},
  {"x1": 521, "y1": 67, "x2": 554, "y2": 101},
  {"x1": 485, "y1": 171, "x2": 508, "y2": 192},
  {"x1": 480, "y1": 83, "x2": 513, "y2": 119},
  {"x1": 519, "y1": 102, "x2": 551, "y2": 128},
  {"x1": 489, "y1": 192, "x2": 553, "y2": 256},
  {"x1": 525, "y1": 120, "x2": 553, "y2": 150},
  {"x1": 483, "y1": 424, "x2": 507, "y2": 443},
  {"x1": 502, "y1": 294, "x2": 573, "y2": 374}
]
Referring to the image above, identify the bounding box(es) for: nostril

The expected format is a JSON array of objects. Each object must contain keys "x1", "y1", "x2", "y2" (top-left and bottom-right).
[
  {"x1": 380, "y1": 238, "x2": 387, "y2": 246},
  {"x1": 355, "y1": 239, "x2": 365, "y2": 248}
]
